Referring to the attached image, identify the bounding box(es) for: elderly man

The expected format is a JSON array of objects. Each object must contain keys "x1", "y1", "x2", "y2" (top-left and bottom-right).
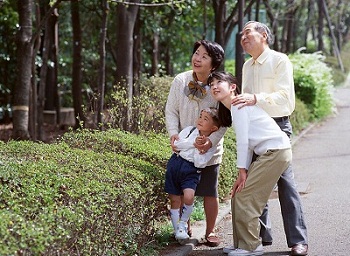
[{"x1": 227, "y1": 21, "x2": 309, "y2": 256}]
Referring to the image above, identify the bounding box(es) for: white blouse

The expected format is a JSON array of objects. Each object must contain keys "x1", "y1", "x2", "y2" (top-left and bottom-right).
[{"x1": 231, "y1": 104, "x2": 291, "y2": 169}]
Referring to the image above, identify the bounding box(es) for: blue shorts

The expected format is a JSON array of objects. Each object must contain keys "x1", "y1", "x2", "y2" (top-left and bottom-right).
[{"x1": 164, "y1": 153, "x2": 201, "y2": 195}]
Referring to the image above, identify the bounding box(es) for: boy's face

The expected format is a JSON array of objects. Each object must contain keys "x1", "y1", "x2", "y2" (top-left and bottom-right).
[{"x1": 196, "y1": 111, "x2": 217, "y2": 134}]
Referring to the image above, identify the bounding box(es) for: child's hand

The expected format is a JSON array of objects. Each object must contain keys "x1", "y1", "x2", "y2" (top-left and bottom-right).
[
  {"x1": 231, "y1": 168, "x2": 247, "y2": 197},
  {"x1": 195, "y1": 135, "x2": 206, "y2": 145},
  {"x1": 194, "y1": 136, "x2": 212, "y2": 154},
  {"x1": 170, "y1": 134, "x2": 179, "y2": 152}
]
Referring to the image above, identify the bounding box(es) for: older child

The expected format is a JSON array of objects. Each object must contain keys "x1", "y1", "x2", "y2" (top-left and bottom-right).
[
  {"x1": 164, "y1": 107, "x2": 221, "y2": 243},
  {"x1": 209, "y1": 71, "x2": 292, "y2": 256}
]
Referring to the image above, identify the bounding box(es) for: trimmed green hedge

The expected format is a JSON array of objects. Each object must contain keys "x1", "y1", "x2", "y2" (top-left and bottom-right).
[{"x1": 0, "y1": 133, "x2": 169, "y2": 255}]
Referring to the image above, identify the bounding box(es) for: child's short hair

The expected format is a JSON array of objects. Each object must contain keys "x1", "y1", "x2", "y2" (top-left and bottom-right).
[{"x1": 201, "y1": 107, "x2": 221, "y2": 128}]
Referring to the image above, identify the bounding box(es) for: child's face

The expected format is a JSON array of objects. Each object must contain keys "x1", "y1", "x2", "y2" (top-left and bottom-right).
[
  {"x1": 210, "y1": 77, "x2": 232, "y2": 101},
  {"x1": 196, "y1": 111, "x2": 217, "y2": 134}
]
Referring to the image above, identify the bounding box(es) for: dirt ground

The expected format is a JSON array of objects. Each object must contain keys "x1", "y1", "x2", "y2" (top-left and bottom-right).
[{"x1": 0, "y1": 123, "x2": 69, "y2": 143}]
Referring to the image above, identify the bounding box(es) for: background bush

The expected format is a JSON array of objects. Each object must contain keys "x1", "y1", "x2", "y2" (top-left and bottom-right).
[
  {"x1": 107, "y1": 75, "x2": 173, "y2": 133},
  {"x1": 290, "y1": 50, "x2": 335, "y2": 120},
  {"x1": 0, "y1": 131, "x2": 171, "y2": 255}
]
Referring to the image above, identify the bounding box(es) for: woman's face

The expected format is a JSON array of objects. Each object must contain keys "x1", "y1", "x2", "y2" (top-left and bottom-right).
[
  {"x1": 210, "y1": 77, "x2": 232, "y2": 102},
  {"x1": 191, "y1": 45, "x2": 213, "y2": 75}
]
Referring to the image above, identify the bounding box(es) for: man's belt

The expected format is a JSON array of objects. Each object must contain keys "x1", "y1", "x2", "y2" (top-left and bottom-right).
[{"x1": 273, "y1": 116, "x2": 289, "y2": 122}]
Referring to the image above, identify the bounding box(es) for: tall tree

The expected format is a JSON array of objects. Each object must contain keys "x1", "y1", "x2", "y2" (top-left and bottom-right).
[
  {"x1": 12, "y1": 0, "x2": 33, "y2": 140},
  {"x1": 71, "y1": 0, "x2": 85, "y2": 128},
  {"x1": 303, "y1": 0, "x2": 316, "y2": 49},
  {"x1": 281, "y1": 0, "x2": 298, "y2": 53},
  {"x1": 115, "y1": 0, "x2": 140, "y2": 131},
  {"x1": 262, "y1": 0, "x2": 280, "y2": 51},
  {"x1": 30, "y1": 0, "x2": 61, "y2": 140},
  {"x1": 317, "y1": 0, "x2": 325, "y2": 51},
  {"x1": 97, "y1": 0, "x2": 109, "y2": 127},
  {"x1": 37, "y1": 3, "x2": 59, "y2": 140},
  {"x1": 321, "y1": 0, "x2": 344, "y2": 71}
]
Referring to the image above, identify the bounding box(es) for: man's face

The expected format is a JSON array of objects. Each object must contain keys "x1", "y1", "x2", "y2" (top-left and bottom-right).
[{"x1": 240, "y1": 23, "x2": 266, "y2": 54}]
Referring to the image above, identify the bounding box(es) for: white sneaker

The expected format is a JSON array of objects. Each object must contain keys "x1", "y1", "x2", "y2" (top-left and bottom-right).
[
  {"x1": 227, "y1": 244, "x2": 263, "y2": 256},
  {"x1": 175, "y1": 221, "x2": 189, "y2": 241},
  {"x1": 223, "y1": 245, "x2": 236, "y2": 254}
]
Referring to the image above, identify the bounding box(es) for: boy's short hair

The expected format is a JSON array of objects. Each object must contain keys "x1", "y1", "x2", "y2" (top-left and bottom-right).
[{"x1": 201, "y1": 107, "x2": 221, "y2": 128}]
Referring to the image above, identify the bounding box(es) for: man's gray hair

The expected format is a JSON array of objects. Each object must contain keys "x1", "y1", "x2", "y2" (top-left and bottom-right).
[{"x1": 244, "y1": 21, "x2": 274, "y2": 45}]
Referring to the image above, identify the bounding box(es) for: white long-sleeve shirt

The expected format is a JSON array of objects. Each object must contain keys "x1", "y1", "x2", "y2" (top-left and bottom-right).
[
  {"x1": 174, "y1": 126, "x2": 216, "y2": 168},
  {"x1": 231, "y1": 104, "x2": 291, "y2": 169}
]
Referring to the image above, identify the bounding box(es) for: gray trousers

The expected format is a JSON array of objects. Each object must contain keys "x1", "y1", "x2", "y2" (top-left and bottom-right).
[{"x1": 259, "y1": 118, "x2": 308, "y2": 247}]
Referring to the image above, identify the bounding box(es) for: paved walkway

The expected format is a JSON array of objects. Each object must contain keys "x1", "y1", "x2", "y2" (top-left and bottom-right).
[
  {"x1": 259, "y1": 82, "x2": 350, "y2": 255},
  {"x1": 161, "y1": 81, "x2": 350, "y2": 256}
]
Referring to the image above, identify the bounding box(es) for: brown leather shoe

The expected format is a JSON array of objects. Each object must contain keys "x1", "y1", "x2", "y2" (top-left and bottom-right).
[{"x1": 291, "y1": 244, "x2": 308, "y2": 256}]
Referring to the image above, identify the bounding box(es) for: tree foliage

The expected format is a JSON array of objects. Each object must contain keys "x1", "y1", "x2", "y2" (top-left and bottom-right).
[{"x1": 0, "y1": 0, "x2": 350, "y2": 139}]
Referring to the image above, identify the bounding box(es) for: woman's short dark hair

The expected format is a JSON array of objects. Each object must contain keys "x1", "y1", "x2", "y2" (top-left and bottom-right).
[{"x1": 193, "y1": 40, "x2": 224, "y2": 71}]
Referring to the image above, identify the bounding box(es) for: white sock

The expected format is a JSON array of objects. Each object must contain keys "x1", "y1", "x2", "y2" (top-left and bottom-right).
[
  {"x1": 169, "y1": 209, "x2": 180, "y2": 231},
  {"x1": 180, "y1": 204, "x2": 194, "y2": 223}
]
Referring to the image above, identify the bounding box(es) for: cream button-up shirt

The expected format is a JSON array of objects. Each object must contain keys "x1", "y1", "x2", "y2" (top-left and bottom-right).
[{"x1": 242, "y1": 48, "x2": 295, "y2": 117}]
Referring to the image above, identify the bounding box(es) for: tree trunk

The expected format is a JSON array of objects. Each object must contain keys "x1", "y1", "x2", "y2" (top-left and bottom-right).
[
  {"x1": 212, "y1": 0, "x2": 226, "y2": 48},
  {"x1": 151, "y1": 31, "x2": 159, "y2": 76},
  {"x1": 116, "y1": 1, "x2": 140, "y2": 131},
  {"x1": 29, "y1": 3, "x2": 41, "y2": 141},
  {"x1": 97, "y1": 0, "x2": 109, "y2": 128},
  {"x1": 262, "y1": 0, "x2": 279, "y2": 51},
  {"x1": 282, "y1": 0, "x2": 297, "y2": 53},
  {"x1": 12, "y1": 0, "x2": 33, "y2": 140},
  {"x1": 321, "y1": 0, "x2": 344, "y2": 71},
  {"x1": 44, "y1": 8, "x2": 59, "y2": 113},
  {"x1": 255, "y1": 0, "x2": 260, "y2": 21},
  {"x1": 71, "y1": 0, "x2": 85, "y2": 128},
  {"x1": 304, "y1": 0, "x2": 315, "y2": 48},
  {"x1": 133, "y1": 10, "x2": 141, "y2": 86},
  {"x1": 38, "y1": 3, "x2": 53, "y2": 140},
  {"x1": 317, "y1": 0, "x2": 324, "y2": 51}
]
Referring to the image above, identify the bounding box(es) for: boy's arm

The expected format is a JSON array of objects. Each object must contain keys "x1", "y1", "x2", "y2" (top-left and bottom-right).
[{"x1": 173, "y1": 126, "x2": 196, "y2": 151}]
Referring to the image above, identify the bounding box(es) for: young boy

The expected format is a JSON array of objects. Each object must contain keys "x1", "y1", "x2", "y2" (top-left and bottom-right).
[{"x1": 164, "y1": 107, "x2": 221, "y2": 243}]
